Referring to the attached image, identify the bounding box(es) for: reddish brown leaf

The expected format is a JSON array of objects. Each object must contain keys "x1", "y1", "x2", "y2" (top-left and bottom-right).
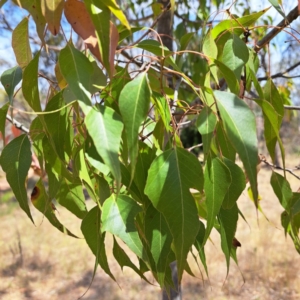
[{"x1": 64, "y1": 0, "x2": 102, "y2": 62}]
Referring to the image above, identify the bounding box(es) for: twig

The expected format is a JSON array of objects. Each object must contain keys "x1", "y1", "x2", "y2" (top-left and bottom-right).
[
  {"x1": 257, "y1": 61, "x2": 300, "y2": 81},
  {"x1": 187, "y1": 143, "x2": 203, "y2": 152},
  {"x1": 6, "y1": 115, "x2": 29, "y2": 134},
  {"x1": 259, "y1": 154, "x2": 300, "y2": 180},
  {"x1": 171, "y1": 77, "x2": 182, "y2": 114},
  {"x1": 284, "y1": 105, "x2": 300, "y2": 110},
  {"x1": 254, "y1": 5, "x2": 300, "y2": 52}
]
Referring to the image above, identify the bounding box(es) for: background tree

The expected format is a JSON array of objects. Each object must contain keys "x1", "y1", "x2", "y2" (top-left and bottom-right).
[{"x1": 0, "y1": 0, "x2": 300, "y2": 298}]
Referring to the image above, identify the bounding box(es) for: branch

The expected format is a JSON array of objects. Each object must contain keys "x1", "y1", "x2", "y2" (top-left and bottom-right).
[
  {"x1": 6, "y1": 115, "x2": 29, "y2": 134},
  {"x1": 254, "y1": 5, "x2": 300, "y2": 52},
  {"x1": 284, "y1": 105, "x2": 300, "y2": 110},
  {"x1": 257, "y1": 61, "x2": 300, "y2": 81},
  {"x1": 259, "y1": 154, "x2": 300, "y2": 180}
]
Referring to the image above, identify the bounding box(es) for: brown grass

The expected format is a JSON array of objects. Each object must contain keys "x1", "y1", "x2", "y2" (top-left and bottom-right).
[{"x1": 1, "y1": 156, "x2": 300, "y2": 299}]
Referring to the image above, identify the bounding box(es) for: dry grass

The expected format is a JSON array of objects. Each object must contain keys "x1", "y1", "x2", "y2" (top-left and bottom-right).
[{"x1": 1, "y1": 156, "x2": 300, "y2": 299}]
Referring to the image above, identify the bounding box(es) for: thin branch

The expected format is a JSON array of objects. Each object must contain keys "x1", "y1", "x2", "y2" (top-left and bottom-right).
[
  {"x1": 259, "y1": 154, "x2": 300, "y2": 180},
  {"x1": 284, "y1": 105, "x2": 300, "y2": 110},
  {"x1": 187, "y1": 143, "x2": 203, "y2": 152},
  {"x1": 257, "y1": 61, "x2": 300, "y2": 81},
  {"x1": 254, "y1": 5, "x2": 300, "y2": 52},
  {"x1": 6, "y1": 115, "x2": 29, "y2": 134}
]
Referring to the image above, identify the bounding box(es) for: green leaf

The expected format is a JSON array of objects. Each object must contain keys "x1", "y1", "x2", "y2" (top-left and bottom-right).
[
  {"x1": 0, "y1": 103, "x2": 9, "y2": 143},
  {"x1": 263, "y1": 79, "x2": 284, "y2": 163},
  {"x1": 98, "y1": 0, "x2": 130, "y2": 30},
  {"x1": 31, "y1": 179, "x2": 78, "y2": 237},
  {"x1": 12, "y1": 17, "x2": 32, "y2": 68},
  {"x1": 135, "y1": 40, "x2": 178, "y2": 70},
  {"x1": 85, "y1": 105, "x2": 123, "y2": 190},
  {"x1": 43, "y1": 92, "x2": 68, "y2": 160},
  {"x1": 144, "y1": 204, "x2": 172, "y2": 287},
  {"x1": 203, "y1": 30, "x2": 218, "y2": 59},
  {"x1": 112, "y1": 237, "x2": 150, "y2": 282},
  {"x1": 81, "y1": 206, "x2": 116, "y2": 281},
  {"x1": 180, "y1": 32, "x2": 195, "y2": 51},
  {"x1": 271, "y1": 172, "x2": 293, "y2": 211},
  {"x1": 213, "y1": 59, "x2": 240, "y2": 94},
  {"x1": 59, "y1": 43, "x2": 93, "y2": 105},
  {"x1": 41, "y1": 0, "x2": 64, "y2": 35},
  {"x1": 194, "y1": 220, "x2": 208, "y2": 276},
  {"x1": 222, "y1": 158, "x2": 246, "y2": 209},
  {"x1": 218, "y1": 204, "x2": 239, "y2": 275},
  {"x1": 222, "y1": 34, "x2": 249, "y2": 79},
  {"x1": 203, "y1": 157, "x2": 231, "y2": 245},
  {"x1": 89, "y1": 60, "x2": 107, "y2": 93},
  {"x1": 267, "y1": 0, "x2": 285, "y2": 18},
  {"x1": 0, "y1": 134, "x2": 33, "y2": 222},
  {"x1": 22, "y1": 52, "x2": 41, "y2": 112},
  {"x1": 145, "y1": 147, "x2": 203, "y2": 282},
  {"x1": 102, "y1": 195, "x2": 145, "y2": 259},
  {"x1": 56, "y1": 177, "x2": 87, "y2": 219},
  {"x1": 214, "y1": 122, "x2": 236, "y2": 161},
  {"x1": 211, "y1": 8, "x2": 270, "y2": 39},
  {"x1": 119, "y1": 73, "x2": 151, "y2": 177},
  {"x1": 1, "y1": 66, "x2": 22, "y2": 103},
  {"x1": 84, "y1": 1, "x2": 111, "y2": 76},
  {"x1": 196, "y1": 106, "x2": 217, "y2": 159},
  {"x1": 214, "y1": 90, "x2": 258, "y2": 205},
  {"x1": 19, "y1": 0, "x2": 46, "y2": 42}
]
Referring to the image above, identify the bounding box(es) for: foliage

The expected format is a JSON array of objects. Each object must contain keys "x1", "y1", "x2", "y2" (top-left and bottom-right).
[{"x1": 0, "y1": 0, "x2": 299, "y2": 294}]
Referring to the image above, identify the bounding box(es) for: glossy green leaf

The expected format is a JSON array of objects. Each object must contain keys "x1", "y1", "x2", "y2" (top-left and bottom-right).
[
  {"x1": 222, "y1": 34, "x2": 249, "y2": 79},
  {"x1": 112, "y1": 237, "x2": 150, "y2": 282},
  {"x1": 31, "y1": 179, "x2": 78, "y2": 237},
  {"x1": 203, "y1": 30, "x2": 218, "y2": 59},
  {"x1": 179, "y1": 32, "x2": 195, "y2": 51},
  {"x1": 214, "y1": 90, "x2": 258, "y2": 204},
  {"x1": 271, "y1": 172, "x2": 293, "y2": 210},
  {"x1": 0, "y1": 134, "x2": 33, "y2": 222},
  {"x1": 20, "y1": 0, "x2": 46, "y2": 42},
  {"x1": 102, "y1": 195, "x2": 144, "y2": 259},
  {"x1": 222, "y1": 158, "x2": 246, "y2": 209},
  {"x1": 0, "y1": 103, "x2": 9, "y2": 143},
  {"x1": 119, "y1": 73, "x2": 151, "y2": 177},
  {"x1": 145, "y1": 147, "x2": 203, "y2": 282},
  {"x1": 144, "y1": 204, "x2": 172, "y2": 286},
  {"x1": 218, "y1": 204, "x2": 238, "y2": 274},
  {"x1": 81, "y1": 206, "x2": 116, "y2": 281},
  {"x1": 197, "y1": 106, "x2": 217, "y2": 159},
  {"x1": 85, "y1": 105, "x2": 123, "y2": 189},
  {"x1": 1, "y1": 66, "x2": 22, "y2": 103},
  {"x1": 211, "y1": 8, "x2": 270, "y2": 39},
  {"x1": 22, "y1": 52, "x2": 41, "y2": 112},
  {"x1": 203, "y1": 157, "x2": 231, "y2": 245},
  {"x1": 12, "y1": 17, "x2": 32, "y2": 68},
  {"x1": 153, "y1": 92, "x2": 172, "y2": 132},
  {"x1": 41, "y1": 0, "x2": 64, "y2": 35},
  {"x1": 59, "y1": 43, "x2": 93, "y2": 105}
]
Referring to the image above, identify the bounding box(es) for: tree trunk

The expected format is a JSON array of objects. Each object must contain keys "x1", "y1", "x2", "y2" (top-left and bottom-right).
[{"x1": 157, "y1": 2, "x2": 182, "y2": 299}]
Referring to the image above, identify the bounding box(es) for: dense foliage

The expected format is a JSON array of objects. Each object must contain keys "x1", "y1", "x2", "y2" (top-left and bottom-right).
[{"x1": 0, "y1": 0, "x2": 299, "y2": 295}]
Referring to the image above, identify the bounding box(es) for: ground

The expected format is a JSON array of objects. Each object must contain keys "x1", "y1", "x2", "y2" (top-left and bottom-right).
[{"x1": 1, "y1": 155, "x2": 300, "y2": 300}]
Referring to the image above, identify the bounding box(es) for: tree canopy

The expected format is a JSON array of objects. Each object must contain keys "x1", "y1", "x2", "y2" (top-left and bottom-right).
[{"x1": 0, "y1": 0, "x2": 300, "y2": 296}]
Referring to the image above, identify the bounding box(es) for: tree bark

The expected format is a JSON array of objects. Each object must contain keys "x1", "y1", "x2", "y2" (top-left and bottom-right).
[{"x1": 157, "y1": 2, "x2": 182, "y2": 299}]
